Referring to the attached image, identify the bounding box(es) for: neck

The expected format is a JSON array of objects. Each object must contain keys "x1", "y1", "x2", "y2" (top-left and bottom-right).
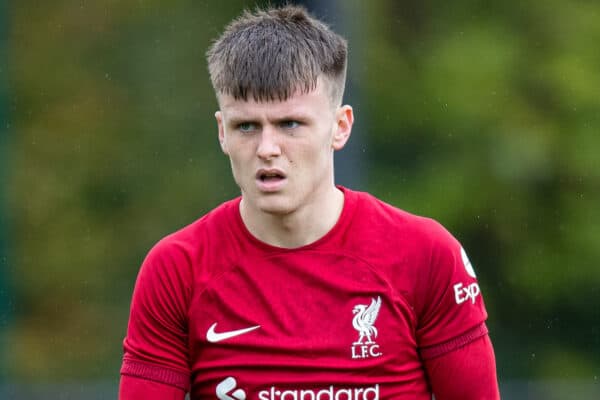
[{"x1": 240, "y1": 186, "x2": 345, "y2": 248}]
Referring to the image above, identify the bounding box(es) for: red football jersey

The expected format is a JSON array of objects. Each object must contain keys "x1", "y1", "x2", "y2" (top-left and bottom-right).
[{"x1": 121, "y1": 187, "x2": 489, "y2": 399}]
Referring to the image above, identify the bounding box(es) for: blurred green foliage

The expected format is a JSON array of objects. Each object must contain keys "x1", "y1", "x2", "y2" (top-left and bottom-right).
[{"x1": 3, "y1": 0, "x2": 599, "y2": 385}]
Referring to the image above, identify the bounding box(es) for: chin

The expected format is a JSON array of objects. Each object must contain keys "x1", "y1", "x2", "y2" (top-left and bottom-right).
[{"x1": 255, "y1": 196, "x2": 296, "y2": 216}]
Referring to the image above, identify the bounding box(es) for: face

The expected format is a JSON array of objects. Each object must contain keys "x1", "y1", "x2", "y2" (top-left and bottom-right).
[{"x1": 215, "y1": 79, "x2": 353, "y2": 217}]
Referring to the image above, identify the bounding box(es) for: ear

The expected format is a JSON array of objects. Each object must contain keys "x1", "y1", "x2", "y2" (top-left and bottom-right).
[
  {"x1": 332, "y1": 105, "x2": 354, "y2": 151},
  {"x1": 215, "y1": 111, "x2": 228, "y2": 155}
]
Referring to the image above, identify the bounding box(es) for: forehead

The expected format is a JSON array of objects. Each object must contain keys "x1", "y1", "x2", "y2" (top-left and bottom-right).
[{"x1": 218, "y1": 79, "x2": 334, "y2": 119}]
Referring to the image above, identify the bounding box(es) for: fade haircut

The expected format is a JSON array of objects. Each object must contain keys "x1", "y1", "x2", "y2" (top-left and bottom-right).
[{"x1": 207, "y1": 5, "x2": 348, "y2": 105}]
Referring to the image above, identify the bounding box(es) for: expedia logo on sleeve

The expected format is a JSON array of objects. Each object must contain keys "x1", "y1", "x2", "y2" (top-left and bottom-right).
[
  {"x1": 454, "y1": 247, "x2": 481, "y2": 305},
  {"x1": 453, "y1": 282, "x2": 480, "y2": 304}
]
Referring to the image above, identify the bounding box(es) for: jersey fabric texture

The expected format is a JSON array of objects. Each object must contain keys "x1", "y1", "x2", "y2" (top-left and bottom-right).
[{"x1": 121, "y1": 187, "x2": 489, "y2": 399}]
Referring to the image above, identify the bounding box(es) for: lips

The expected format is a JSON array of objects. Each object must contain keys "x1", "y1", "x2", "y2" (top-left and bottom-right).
[
  {"x1": 256, "y1": 168, "x2": 287, "y2": 191},
  {"x1": 256, "y1": 168, "x2": 286, "y2": 181}
]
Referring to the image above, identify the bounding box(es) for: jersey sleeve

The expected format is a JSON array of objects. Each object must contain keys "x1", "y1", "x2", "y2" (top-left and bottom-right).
[
  {"x1": 424, "y1": 334, "x2": 500, "y2": 399},
  {"x1": 119, "y1": 375, "x2": 187, "y2": 400},
  {"x1": 120, "y1": 237, "x2": 193, "y2": 391},
  {"x1": 413, "y1": 220, "x2": 489, "y2": 350}
]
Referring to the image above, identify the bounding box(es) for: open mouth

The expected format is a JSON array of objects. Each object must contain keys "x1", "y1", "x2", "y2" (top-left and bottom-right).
[
  {"x1": 259, "y1": 172, "x2": 285, "y2": 182},
  {"x1": 256, "y1": 169, "x2": 287, "y2": 189}
]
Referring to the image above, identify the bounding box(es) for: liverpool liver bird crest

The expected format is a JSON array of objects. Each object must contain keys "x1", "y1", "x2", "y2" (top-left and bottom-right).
[{"x1": 352, "y1": 296, "x2": 382, "y2": 344}]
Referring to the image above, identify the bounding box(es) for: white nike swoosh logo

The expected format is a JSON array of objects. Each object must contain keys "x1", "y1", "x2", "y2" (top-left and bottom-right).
[{"x1": 206, "y1": 322, "x2": 260, "y2": 343}]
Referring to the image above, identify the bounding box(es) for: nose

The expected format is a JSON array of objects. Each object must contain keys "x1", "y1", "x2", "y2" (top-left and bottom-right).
[{"x1": 256, "y1": 126, "x2": 281, "y2": 160}]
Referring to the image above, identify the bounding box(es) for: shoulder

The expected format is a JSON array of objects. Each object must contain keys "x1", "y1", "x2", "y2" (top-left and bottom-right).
[
  {"x1": 165, "y1": 197, "x2": 240, "y2": 241},
  {"x1": 139, "y1": 197, "x2": 241, "y2": 283},
  {"x1": 150, "y1": 197, "x2": 240, "y2": 255},
  {"x1": 345, "y1": 188, "x2": 465, "y2": 291},
  {"x1": 349, "y1": 188, "x2": 456, "y2": 248}
]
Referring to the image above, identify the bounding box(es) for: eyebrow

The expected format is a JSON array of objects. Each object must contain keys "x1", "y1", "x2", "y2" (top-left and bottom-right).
[
  {"x1": 226, "y1": 116, "x2": 260, "y2": 127},
  {"x1": 273, "y1": 114, "x2": 311, "y2": 124},
  {"x1": 226, "y1": 113, "x2": 312, "y2": 126}
]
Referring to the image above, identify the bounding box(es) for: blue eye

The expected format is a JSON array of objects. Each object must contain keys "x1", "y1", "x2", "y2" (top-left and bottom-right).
[
  {"x1": 281, "y1": 120, "x2": 300, "y2": 129},
  {"x1": 238, "y1": 122, "x2": 257, "y2": 132}
]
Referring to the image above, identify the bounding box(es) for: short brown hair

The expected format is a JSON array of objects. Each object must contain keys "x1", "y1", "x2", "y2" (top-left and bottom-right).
[{"x1": 207, "y1": 5, "x2": 348, "y2": 104}]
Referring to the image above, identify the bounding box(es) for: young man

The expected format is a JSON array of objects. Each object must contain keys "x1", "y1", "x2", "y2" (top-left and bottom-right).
[{"x1": 120, "y1": 5, "x2": 500, "y2": 400}]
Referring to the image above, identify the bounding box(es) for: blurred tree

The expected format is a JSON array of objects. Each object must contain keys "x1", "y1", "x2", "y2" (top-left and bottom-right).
[{"x1": 0, "y1": 0, "x2": 12, "y2": 383}]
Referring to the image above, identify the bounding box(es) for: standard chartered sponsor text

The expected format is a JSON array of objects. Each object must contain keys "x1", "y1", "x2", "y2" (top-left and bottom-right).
[{"x1": 258, "y1": 384, "x2": 379, "y2": 400}]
